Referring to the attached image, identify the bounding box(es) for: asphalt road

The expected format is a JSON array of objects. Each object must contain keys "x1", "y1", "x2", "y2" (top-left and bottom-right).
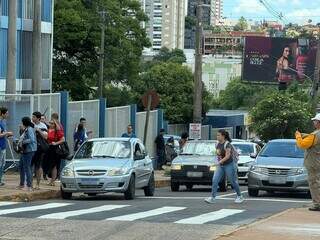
[{"x1": 0, "y1": 185, "x2": 312, "y2": 240}]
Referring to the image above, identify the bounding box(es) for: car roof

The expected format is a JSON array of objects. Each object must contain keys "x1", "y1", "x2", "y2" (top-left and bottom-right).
[
  {"x1": 88, "y1": 137, "x2": 140, "y2": 143},
  {"x1": 268, "y1": 139, "x2": 296, "y2": 143},
  {"x1": 187, "y1": 140, "x2": 217, "y2": 143},
  {"x1": 232, "y1": 141, "x2": 255, "y2": 145}
]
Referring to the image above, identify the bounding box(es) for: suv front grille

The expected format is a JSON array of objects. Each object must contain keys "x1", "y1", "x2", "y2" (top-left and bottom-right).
[
  {"x1": 262, "y1": 181, "x2": 294, "y2": 187},
  {"x1": 78, "y1": 183, "x2": 104, "y2": 189}
]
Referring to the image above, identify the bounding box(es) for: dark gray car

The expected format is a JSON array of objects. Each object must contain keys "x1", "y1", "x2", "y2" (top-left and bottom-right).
[{"x1": 248, "y1": 139, "x2": 309, "y2": 197}]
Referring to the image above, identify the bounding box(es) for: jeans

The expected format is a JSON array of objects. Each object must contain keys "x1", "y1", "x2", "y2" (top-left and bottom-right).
[
  {"x1": 0, "y1": 149, "x2": 5, "y2": 183},
  {"x1": 211, "y1": 161, "x2": 242, "y2": 198},
  {"x1": 20, "y1": 152, "x2": 35, "y2": 188}
]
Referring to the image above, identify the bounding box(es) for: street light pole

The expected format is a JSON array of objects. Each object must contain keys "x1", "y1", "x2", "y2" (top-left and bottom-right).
[
  {"x1": 98, "y1": 10, "x2": 106, "y2": 98},
  {"x1": 193, "y1": 0, "x2": 203, "y2": 123}
]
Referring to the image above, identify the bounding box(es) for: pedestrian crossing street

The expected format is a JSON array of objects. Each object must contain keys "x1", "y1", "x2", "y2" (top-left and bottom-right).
[{"x1": 0, "y1": 201, "x2": 249, "y2": 225}]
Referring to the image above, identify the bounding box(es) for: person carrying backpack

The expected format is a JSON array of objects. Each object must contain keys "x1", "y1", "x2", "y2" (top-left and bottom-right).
[{"x1": 205, "y1": 129, "x2": 244, "y2": 204}]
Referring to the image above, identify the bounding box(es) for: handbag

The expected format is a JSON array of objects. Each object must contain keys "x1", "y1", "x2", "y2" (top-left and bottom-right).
[
  {"x1": 36, "y1": 131, "x2": 49, "y2": 153},
  {"x1": 54, "y1": 130, "x2": 69, "y2": 158},
  {"x1": 56, "y1": 142, "x2": 70, "y2": 158}
]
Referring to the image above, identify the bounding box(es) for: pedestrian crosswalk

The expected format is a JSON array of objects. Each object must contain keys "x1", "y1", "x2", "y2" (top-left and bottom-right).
[{"x1": 0, "y1": 201, "x2": 247, "y2": 225}]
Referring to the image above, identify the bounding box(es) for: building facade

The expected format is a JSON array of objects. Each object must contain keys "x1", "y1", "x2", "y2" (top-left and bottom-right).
[
  {"x1": 141, "y1": 0, "x2": 187, "y2": 51},
  {"x1": 184, "y1": 0, "x2": 223, "y2": 49},
  {"x1": 0, "y1": 0, "x2": 53, "y2": 93}
]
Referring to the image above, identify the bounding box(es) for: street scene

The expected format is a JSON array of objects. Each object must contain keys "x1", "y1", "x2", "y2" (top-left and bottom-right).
[{"x1": 0, "y1": 0, "x2": 320, "y2": 240}]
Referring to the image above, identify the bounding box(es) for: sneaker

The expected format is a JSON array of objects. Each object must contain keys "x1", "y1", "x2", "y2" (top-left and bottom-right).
[
  {"x1": 205, "y1": 197, "x2": 216, "y2": 204},
  {"x1": 235, "y1": 196, "x2": 244, "y2": 204},
  {"x1": 309, "y1": 206, "x2": 320, "y2": 211},
  {"x1": 0, "y1": 182, "x2": 5, "y2": 186}
]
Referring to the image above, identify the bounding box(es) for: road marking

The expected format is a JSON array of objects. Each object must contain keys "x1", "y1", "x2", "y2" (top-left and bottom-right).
[
  {"x1": 175, "y1": 209, "x2": 245, "y2": 225},
  {"x1": 38, "y1": 205, "x2": 130, "y2": 219},
  {"x1": 0, "y1": 202, "x2": 19, "y2": 207},
  {"x1": 106, "y1": 206, "x2": 186, "y2": 221},
  {"x1": 217, "y1": 191, "x2": 248, "y2": 198},
  {"x1": 218, "y1": 197, "x2": 312, "y2": 203},
  {"x1": 0, "y1": 203, "x2": 72, "y2": 216}
]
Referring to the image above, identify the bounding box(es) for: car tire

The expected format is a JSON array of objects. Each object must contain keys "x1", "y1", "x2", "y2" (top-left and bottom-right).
[
  {"x1": 61, "y1": 188, "x2": 72, "y2": 200},
  {"x1": 186, "y1": 184, "x2": 193, "y2": 191},
  {"x1": 248, "y1": 188, "x2": 259, "y2": 197},
  {"x1": 87, "y1": 193, "x2": 97, "y2": 197},
  {"x1": 219, "y1": 177, "x2": 228, "y2": 192},
  {"x1": 124, "y1": 175, "x2": 136, "y2": 200},
  {"x1": 144, "y1": 173, "x2": 155, "y2": 196},
  {"x1": 171, "y1": 181, "x2": 180, "y2": 192}
]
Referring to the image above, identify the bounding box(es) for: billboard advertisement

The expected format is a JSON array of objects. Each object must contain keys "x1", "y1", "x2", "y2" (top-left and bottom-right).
[{"x1": 243, "y1": 37, "x2": 318, "y2": 84}]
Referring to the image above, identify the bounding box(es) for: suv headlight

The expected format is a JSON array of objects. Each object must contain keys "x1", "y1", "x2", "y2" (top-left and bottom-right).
[
  {"x1": 209, "y1": 165, "x2": 216, "y2": 171},
  {"x1": 107, "y1": 168, "x2": 129, "y2": 176},
  {"x1": 250, "y1": 165, "x2": 264, "y2": 173},
  {"x1": 62, "y1": 168, "x2": 74, "y2": 177},
  {"x1": 171, "y1": 164, "x2": 182, "y2": 171},
  {"x1": 295, "y1": 168, "x2": 306, "y2": 175}
]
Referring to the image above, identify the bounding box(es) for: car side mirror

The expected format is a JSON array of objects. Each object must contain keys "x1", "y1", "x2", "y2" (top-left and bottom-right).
[
  {"x1": 134, "y1": 153, "x2": 145, "y2": 161},
  {"x1": 250, "y1": 153, "x2": 257, "y2": 159},
  {"x1": 66, "y1": 154, "x2": 74, "y2": 161}
]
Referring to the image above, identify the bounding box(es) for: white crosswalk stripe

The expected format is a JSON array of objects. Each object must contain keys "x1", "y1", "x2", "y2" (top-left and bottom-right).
[
  {"x1": 0, "y1": 203, "x2": 72, "y2": 216},
  {"x1": 175, "y1": 209, "x2": 245, "y2": 225},
  {"x1": 38, "y1": 205, "x2": 130, "y2": 219},
  {"x1": 106, "y1": 206, "x2": 186, "y2": 221},
  {"x1": 0, "y1": 201, "x2": 19, "y2": 207}
]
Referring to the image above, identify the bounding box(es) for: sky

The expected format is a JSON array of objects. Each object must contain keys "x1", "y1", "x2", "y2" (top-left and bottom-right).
[{"x1": 222, "y1": 0, "x2": 320, "y2": 25}]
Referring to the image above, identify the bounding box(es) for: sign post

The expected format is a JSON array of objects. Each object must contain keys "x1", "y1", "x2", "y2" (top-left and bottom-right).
[{"x1": 189, "y1": 123, "x2": 202, "y2": 140}]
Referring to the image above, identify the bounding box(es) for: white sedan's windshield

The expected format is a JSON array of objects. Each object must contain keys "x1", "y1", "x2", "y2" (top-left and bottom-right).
[
  {"x1": 233, "y1": 144, "x2": 254, "y2": 156},
  {"x1": 182, "y1": 142, "x2": 216, "y2": 156},
  {"x1": 75, "y1": 141, "x2": 131, "y2": 159}
]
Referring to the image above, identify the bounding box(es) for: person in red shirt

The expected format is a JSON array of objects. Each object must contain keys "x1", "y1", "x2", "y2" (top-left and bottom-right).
[{"x1": 47, "y1": 119, "x2": 65, "y2": 186}]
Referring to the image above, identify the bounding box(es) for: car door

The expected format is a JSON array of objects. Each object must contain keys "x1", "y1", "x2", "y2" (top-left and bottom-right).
[
  {"x1": 133, "y1": 142, "x2": 145, "y2": 188},
  {"x1": 138, "y1": 142, "x2": 153, "y2": 186}
]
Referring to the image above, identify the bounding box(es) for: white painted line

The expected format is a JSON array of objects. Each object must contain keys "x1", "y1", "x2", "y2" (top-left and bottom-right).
[
  {"x1": 38, "y1": 205, "x2": 130, "y2": 219},
  {"x1": 175, "y1": 209, "x2": 245, "y2": 225},
  {"x1": 106, "y1": 206, "x2": 186, "y2": 221},
  {"x1": 0, "y1": 203, "x2": 72, "y2": 216},
  {"x1": 0, "y1": 202, "x2": 19, "y2": 207},
  {"x1": 216, "y1": 191, "x2": 248, "y2": 198},
  {"x1": 218, "y1": 197, "x2": 312, "y2": 203}
]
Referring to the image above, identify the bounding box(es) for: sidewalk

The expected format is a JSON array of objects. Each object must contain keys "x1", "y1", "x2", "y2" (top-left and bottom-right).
[
  {"x1": 0, "y1": 171, "x2": 170, "y2": 202},
  {"x1": 216, "y1": 208, "x2": 320, "y2": 240}
]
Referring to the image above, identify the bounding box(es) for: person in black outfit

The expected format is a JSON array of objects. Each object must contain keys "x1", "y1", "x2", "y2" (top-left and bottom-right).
[{"x1": 155, "y1": 129, "x2": 166, "y2": 170}]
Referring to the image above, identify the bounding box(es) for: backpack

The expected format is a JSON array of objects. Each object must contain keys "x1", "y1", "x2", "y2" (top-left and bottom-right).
[{"x1": 223, "y1": 141, "x2": 239, "y2": 163}]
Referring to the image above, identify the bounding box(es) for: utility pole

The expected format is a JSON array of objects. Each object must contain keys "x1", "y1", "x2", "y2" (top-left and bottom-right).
[
  {"x1": 32, "y1": 0, "x2": 42, "y2": 94},
  {"x1": 311, "y1": 41, "x2": 320, "y2": 112},
  {"x1": 6, "y1": 0, "x2": 17, "y2": 94},
  {"x1": 98, "y1": 10, "x2": 106, "y2": 98},
  {"x1": 193, "y1": 0, "x2": 203, "y2": 123}
]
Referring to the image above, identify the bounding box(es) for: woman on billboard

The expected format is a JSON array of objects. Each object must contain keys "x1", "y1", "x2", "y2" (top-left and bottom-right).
[{"x1": 276, "y1": 46, "x2": 296, "y2": 84}]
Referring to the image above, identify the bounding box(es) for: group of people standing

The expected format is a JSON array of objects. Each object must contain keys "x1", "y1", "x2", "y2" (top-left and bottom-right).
[{"x1": 0, "y1": 109, "x2": 67, "y2": 191}]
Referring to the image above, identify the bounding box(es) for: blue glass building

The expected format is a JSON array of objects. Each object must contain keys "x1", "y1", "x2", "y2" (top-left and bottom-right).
[{"x1": 0, "y1": 0, "x2": 53, "y2": 93}]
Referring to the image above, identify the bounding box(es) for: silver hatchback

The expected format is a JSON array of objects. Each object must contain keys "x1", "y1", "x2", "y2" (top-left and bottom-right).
[{"x1": 60, "y1": 138, "x2": 155, "y2": 200}]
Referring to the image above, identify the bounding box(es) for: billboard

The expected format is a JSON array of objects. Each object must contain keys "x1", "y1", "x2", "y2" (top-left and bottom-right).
[{"x1": 243, "y1": 37, "x2": 318, "y2": 84}]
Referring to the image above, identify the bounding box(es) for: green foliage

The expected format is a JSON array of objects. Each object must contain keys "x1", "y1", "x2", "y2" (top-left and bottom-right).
[
  {"x1": 153, "y1": 47, "x2": 187, "y2": 64},
  {"x1": 250, "y1": 92, "x2": 313, "y2": 141},
  {"x1": 103, "y1": 84, "x2": 137, "y2": 107},
  {"x1": 217, "y1": 78, "x2": 277, "y2": 110},
  {"x1": 233, "y1": 17, "x2": 248, "y2": 31},
  {"x1": 133, "y1": 62, "x2": 194, "y2": 123},
  {"x1": 185, "y1": 16, "x2": 196, "y2": 29},
  {"x1": 53, "y1": 0, "x2": 150, "y2": 100}
]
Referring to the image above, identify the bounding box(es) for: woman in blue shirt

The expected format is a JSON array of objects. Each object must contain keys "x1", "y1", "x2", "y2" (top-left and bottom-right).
[
  {"x1": 18, "y1": 117, "x2": 37, "y2": 191},
  {"x1": 74, "y1": 123, "x2": 86, "y2": 152}
]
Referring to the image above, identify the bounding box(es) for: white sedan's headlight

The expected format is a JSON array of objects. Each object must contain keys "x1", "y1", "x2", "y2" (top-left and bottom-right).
[
  {"x1": 107, "y1": 168, "x2": 129, "y2": 176},
  {"x1": 62, "y1": 168, "x2": 74, "y2": 177},
  {"x1": 171, "y1": 164, "x2": 182, "y2": 171},
  {"x1": 209, "y1": 165, "x2": 216, "y2": 171}
]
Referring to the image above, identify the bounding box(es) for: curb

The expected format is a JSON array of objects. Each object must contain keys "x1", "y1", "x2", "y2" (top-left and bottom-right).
[
  {"x1": 0, "y1": 179, "x2": 170, "y2": 202},
  {"x1": 212, "y1": 208, "x2": 295, "y2": 240}
]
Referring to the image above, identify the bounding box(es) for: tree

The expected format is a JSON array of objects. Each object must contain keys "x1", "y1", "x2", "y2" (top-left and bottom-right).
[
  {"x1": 133, "y1": 62, "x2": 206, "y2": 123},
  {"x1": 153, "y1": 47, "x2": 187, "y2": 64},
  {"x1": 53, "y1": 0, "x2": 150, "y2": 100},
  {"x1": 233, "y1": 17, "x2": 248, "y2": 31},
  {"x1": 250, "y1": 92, "x2": 313, "y2": 141}
]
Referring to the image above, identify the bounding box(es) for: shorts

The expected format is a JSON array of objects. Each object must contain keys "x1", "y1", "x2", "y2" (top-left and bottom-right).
[{"x1": 32, "y1": 151, "x2": 44, "y2": 169}]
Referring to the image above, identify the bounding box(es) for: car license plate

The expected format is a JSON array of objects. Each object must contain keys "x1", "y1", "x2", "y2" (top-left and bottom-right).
[
  {"x1": 80, "y1": 178, "x2": 99, "y2": 185},
  {"x1": 187, "y1": 172, "x2": 203, "y2": 178},
  {"x1": 269, "y1": 177, "x2": 286, "y2": 184}
]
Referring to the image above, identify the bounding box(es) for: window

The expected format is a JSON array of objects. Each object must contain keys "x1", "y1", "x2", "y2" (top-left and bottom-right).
[
  {"x1": 259, "y1": 142, "x2": 304, "y2": 158},
  {"x1": 153, "y1": 26, "x2": 162, "y2": 32}
]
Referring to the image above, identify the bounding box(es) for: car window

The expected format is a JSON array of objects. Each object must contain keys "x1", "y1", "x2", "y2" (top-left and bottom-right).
[
  {"x1": 182, "y1": 142, "x2": 216, "y2": 156},
  {"x1": 75, "y1": 140, "x2": 131, "y2": 159},
  {"x1": 259, "y1": 142, "x2": 304, "y2": 158},
  {"x1": 233, "y1": 144, "x2": 254, "y2": 155}
]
